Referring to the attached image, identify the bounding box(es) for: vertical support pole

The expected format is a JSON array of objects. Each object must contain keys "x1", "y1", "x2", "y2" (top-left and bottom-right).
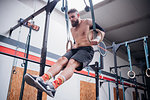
[
  {"x1": 37, "y1": 4, "x2": 50, "y2": 100},
  {"x1": 19, "y1": 26, "x2": 32, "y2": 100},
  {"x1": 120, "y1": 72, "x2": 126, "y2": 100},
  {"x1": 140, "y1": 64, "x2": 147, "y2": 100},
  {"x1": 108, "y1": 81, "x2": 111, "y2": 100},
  {"x1": 122, "y1": 80, "x2": 126, "y2": 100},
  {"x1": 134, "y1": 78, "x2": 139, "y2": 100},
  {"x1": 99, "y1": 55, "x2": 103, "y2": 69},
  {"x1": 95, "y1": 62, "x2": 99, "y2": 100},
  {"x1": 112, "y1": 42, "x2": 119, "y2": 100}
]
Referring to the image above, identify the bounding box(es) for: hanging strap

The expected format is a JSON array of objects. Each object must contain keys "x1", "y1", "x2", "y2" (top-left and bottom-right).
[
  {"x1": 62, "y1": 0, "x2": 72, "y2": 51},
  {"x1": 64, "y1": 0, "x2": 70, "y2": 40},
  {"x1": 12, "y1": 26, "x2": 22, "y2": 73},
  {"x1": 143, "y1": 37, "x2": 150, "y2": 77},
  {"x1": 89, "y1": 0, "x2": 96, "y2": 31},
  {"x1": 125, "y1": 42, "x2": 135, "y2": 79}
]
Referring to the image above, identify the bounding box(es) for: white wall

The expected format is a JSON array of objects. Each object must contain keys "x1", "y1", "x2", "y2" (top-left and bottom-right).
[{"x1": 0, "y1": 0, "x2": 145, "y2": 100}]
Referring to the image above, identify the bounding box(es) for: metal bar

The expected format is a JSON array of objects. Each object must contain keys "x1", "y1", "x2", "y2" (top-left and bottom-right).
[
  {"x1": 0, "y1": 51, "x2": 51, "y2": 67},
  {"x1": 19, "y1": 26, "x2": 32, "y2": 100},
  {"x1": 134, "y1": 78, "x2": 139, "y2": 100},
  {"x1": 117, "y1": 36, "x2": 148, "y2": 47},
  {"x1": 112, "y1": 42, "x2": 119, "y2": 100},
  {"x1": 106, "y1": 45, "x2": 113, "y2": 49},
  {"x1": 108, "y1": 81, "x2": 111, "y2": 100},
  {"x1": 9, "y1": 6, "x2": 46, "y2": 36},
  {"x1": 106, "y1": 36, "x2": 148, "y2": 52},
  {"x1": 110, "y1": 65, "x2": 130, "y2": 70},
  {"x1": 120, "y1": 72, "x2": 125, "y2": 100},
  {"x1": 95, "y1": 62, "x2": 99, "y2": 100},
  {"x1": 122, "y1": 80, "x2": 126, "y2": 100},
  {"x1": 141, "y1": 65, "x2": 147, "y2": 100},
  {"x1": 110, "y1": 64, "x2": 140, "y2": 70},
  {"x1": 37, "y1": 0, "x2": 60, "y2": 99}
]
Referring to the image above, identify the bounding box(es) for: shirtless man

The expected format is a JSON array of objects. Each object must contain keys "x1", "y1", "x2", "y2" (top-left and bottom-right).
[{"x1": 24, "y1": 8, "x2": 105, "y2": 98}]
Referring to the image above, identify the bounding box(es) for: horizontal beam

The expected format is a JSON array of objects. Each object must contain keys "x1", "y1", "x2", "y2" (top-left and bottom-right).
[
  {"x1": 0, "y1": 51, "x2": 51, "y2": 67},
  {"x1": 118, "y1": 36, "x2": 148, "y2": 47},
  {"x1": 9, "y1": 6, "x2": 46, "y2": 36},
  {"x1": 110, "y1": 63, "x2": 141, "y2": 70},
  {"x1": 100, "y1": 70, "x2": 145, "y2": 87},
  {"x1": 106, "y1": 36, "x2": 148, "y2": 50},
  {"x1": 9, "y1": 0, "x2": 60, "y2": 36}
]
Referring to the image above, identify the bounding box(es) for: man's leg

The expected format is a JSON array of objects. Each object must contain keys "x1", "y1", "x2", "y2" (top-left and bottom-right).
[
  {"x1": 34, "y1": 59, "x2": 80, "y2": 97},
  {"x1": 41, "y1": 56, "x2": 68, "y2": 81},
  {"x1": 24, "y1": 57, "x2": 68, "y2": 91},
  {"x1": 52, "y1": 59, "x2": 80, "y2": 89}
]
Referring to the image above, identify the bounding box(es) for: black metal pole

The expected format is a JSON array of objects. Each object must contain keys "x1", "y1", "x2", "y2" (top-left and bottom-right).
[
  {"x1": 112, "y1": 42, "x2": 119, "y2": 100},
  {"x1": 134, "y1": 78, "x2": 139, "y2": 100},
  {"x1": 37, "y1": 0, "x2": 60, "y2": 99},
  {"x1": 19, "y1": 26, "x2": 32, "y2": 100},
  {"x1": 95, "y1": 62, "x2": 99, "y2": 100},
  {"x1": 141, "y1": 64, "x2": 147, "y2": 100},
  {"x1": 37, "y1": 9, "x2": 49, "y2": 100}
]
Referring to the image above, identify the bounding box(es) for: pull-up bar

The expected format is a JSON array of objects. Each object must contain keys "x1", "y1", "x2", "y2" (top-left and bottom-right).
[
  {"x1": 106, "y1": 36, "x2": 148, "y2": 50},
  {"x1": 9, "y1": 0, "x2": 60, "y2": 37}
]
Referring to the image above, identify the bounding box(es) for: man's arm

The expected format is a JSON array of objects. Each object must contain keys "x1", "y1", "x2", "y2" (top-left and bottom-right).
[{"x1": 86, "y1": 19, "x2": 105, "y2": 44}]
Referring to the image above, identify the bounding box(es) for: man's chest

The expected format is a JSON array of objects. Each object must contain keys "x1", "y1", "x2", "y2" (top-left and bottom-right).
[{"x1": 72, "y1": 25, "x2": 89, "y2": 38}]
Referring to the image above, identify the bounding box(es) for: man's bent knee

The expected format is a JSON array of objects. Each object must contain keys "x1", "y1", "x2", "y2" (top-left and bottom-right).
[
  {"x1": 67, "y1": 59, "x2": 80, "y2": 68},
  {"x1": 56, "y1": 56, "x2": 68, "y2": 66}
]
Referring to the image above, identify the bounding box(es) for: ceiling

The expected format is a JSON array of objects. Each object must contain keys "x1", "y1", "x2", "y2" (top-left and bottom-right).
[{"x1": 80, "y1": 0, "x2": 150, "y2": 64}]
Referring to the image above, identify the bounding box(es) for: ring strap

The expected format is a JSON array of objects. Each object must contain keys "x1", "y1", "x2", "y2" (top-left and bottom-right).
[{"x1": 66, "y1": 40, "x2": 72, "y2": 51}]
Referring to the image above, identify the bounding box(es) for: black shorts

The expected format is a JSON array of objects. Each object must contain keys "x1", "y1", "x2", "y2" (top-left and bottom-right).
[{"x1": 63, "y1": 46, "x2": 94, "y2": 71}]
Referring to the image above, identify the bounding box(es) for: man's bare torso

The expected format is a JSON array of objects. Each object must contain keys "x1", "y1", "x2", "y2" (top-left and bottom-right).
[{"x1": 71, "y1": 19, "x2": 92, "y2": 48}]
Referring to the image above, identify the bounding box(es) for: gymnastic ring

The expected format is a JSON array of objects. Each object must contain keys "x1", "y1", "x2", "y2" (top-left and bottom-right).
[
  {"x1": 88, "y1": 29, "x2": 103, "y2": 44},
  {"x1": 66, "y1": 40, "x2": 73, "y2": 51},
  {"x1": 127, "y1": 70, "x2": 136, "y2": 79},
  {"x1": 146, "y1": 68, "x2": 150, "y2": 77}
]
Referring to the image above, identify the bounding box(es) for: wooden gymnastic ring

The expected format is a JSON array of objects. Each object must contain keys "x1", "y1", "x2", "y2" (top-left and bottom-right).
[
  {"x1": 146, "y1": 68, "x2": 150, "y2": 77},
  {"x1": 66, "y1": 40, "x2": 73, "y2": 51},
  {"x1": 127, "y1": 70, "x2": 136, "y2": 79},
  {"x1": 88, "y1": 29, "x2": 103, "y2": 44}
]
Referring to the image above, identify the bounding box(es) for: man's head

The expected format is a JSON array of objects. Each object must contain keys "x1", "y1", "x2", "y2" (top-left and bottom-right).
[{"x1": 68, "y1": 8, "x2": 80, "y2": 27}]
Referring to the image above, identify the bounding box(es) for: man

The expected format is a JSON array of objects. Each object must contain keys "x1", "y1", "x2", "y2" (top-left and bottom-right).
[{"x1": 24, "y1": 8, "x2": 105, "y2": 98}]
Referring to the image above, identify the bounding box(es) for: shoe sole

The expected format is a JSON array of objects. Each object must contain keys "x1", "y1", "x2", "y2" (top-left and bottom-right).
[
  {"x1": 34, "y1": 80, "x2": 54, "y2": 98},
  {"x1": 24, "y1": 73, "x2": 42, "y2": 91}
]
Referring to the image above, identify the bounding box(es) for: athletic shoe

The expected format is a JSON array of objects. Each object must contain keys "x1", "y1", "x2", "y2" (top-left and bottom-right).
[
  {"x1": 24, "y1": 73, "x2": 43, "y2": 91},
  {"x1": 34, "y1": 79, "x2": 56, "y2": 98}
]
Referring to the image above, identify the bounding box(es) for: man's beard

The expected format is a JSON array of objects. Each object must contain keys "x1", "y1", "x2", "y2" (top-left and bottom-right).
[{"x1": 71, "y1": 19, "x2": 79, "y2": 27}]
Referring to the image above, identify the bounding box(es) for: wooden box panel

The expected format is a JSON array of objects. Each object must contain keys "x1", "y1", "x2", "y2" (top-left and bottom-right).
[
  {"x1": 80, "y1": 81, "x2": 96, "y2": 100},
  {"x1": 7, "y1": 66, "x2": 47, "y2": 100}
]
